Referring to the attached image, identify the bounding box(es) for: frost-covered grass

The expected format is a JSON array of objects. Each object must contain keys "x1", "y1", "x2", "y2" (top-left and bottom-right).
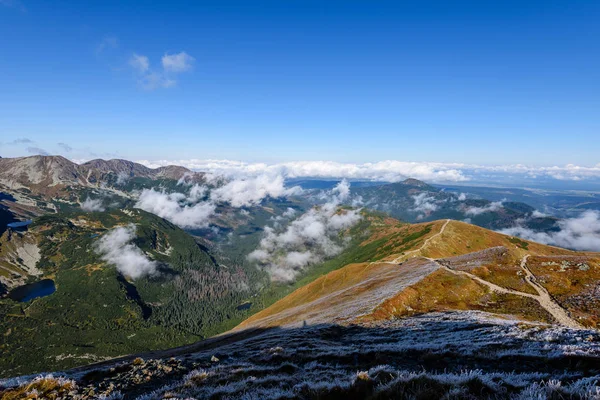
[
  {"x1": 130, "y1": 312, "x2": 600, "y2": 399},
  {"x1": 2, "y1": 311, "x2": 599, "y2": 399},
  {"x1": 138, "y1": 365, "x2": 600, "y2": 400}
]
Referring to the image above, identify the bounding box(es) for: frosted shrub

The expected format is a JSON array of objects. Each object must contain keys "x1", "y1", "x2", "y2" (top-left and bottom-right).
[
  {"x1": 355, "y1": 371, "x2": 370, "y2": 381},
  {"x1": 184, "y1": 369, "x2": 211, "y2": 386}
]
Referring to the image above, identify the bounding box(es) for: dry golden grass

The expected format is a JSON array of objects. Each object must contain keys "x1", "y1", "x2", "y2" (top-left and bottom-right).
[
  {"x1": 373, "y1": 220, "x2": 444, "y2": 262},
  {"x1": 132, "y1": 357, "x2": 144, "y2": 365},
  {"x1": 236, "y1": 219, "x2": 599, "y2": 330},
  {"x1": 0, "y1": 376, "x2": 76, "y2": 400},
  {"x1": 240, "y1": 262, "x2": 371, "y2": 326},
  {"x1": 73, "y1": 263, "x2": 104, "y2": 276},
  {"x1": 68, "y1": 217, "x2": 104, "y2": 229},
  {"x1": 527, "y1": 255, "x2": 600, "y2": 328},
  {"x1": 366, "y1": 269, "x2": 485, "y2": 320},
  {"x1": 238, "y1": 260, "x2": 436, "y2": 328},
  {"x1": 419, "y1": 220, "x2": 574, "y2": 260},
  {"x1": 359, "y1": 216, "x2": 407, "y2": 246},
  {"x1": 366, "y1": 269, "x2": 553, "y2": 324},
  {"x1": 439, "y1": 247, "x2": 538, "y2": 295},
  {"x1": 470, "y1": 265, "x2": 537, "y2": 295}
]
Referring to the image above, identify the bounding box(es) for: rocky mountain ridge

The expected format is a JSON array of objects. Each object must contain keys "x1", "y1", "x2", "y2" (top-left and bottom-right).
[{"x1": 0, "y1": 156, "x2": 198, "y2": 193}]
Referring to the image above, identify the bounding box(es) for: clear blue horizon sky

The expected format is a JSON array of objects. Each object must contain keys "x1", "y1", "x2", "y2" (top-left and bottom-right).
[{"x1": 0, "y1": 0, "x2": 599, "y2": 166}]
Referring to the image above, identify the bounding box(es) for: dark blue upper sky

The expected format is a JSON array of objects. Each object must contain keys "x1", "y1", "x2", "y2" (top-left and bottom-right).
[{"x1": 1, "y1": 0, "x2": 599, "y2": 166}]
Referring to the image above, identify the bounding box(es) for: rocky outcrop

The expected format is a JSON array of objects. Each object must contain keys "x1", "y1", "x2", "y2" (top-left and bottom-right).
[{"x1": 0, "y1": 229, "x2": 41, "y2": 289}]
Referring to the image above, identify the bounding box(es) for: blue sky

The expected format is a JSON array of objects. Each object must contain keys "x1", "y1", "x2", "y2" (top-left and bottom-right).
[{"x1": 1, "y1": 0, "x2": 599, "y2": 168}]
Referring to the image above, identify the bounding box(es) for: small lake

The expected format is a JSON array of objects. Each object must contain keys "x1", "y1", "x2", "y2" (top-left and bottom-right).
[
  {"x1": 236, "y1": 302, "x2": 252, "y2": 311},
  {"x1": 9, "y1": 279, "x2": 56, "y2": 302},
  {"x1": 0, "y1": 192, "x2": 16, "y2": 202},
  {"x1": 7, "y1": 220, "x2": 32, "y2": 229}
]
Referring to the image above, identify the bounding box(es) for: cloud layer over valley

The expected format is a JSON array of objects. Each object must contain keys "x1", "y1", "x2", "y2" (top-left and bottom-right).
[
  {"x1": 248, "y1": 180, "x2": 362, "y2": 282},
  {"x1": 138, "y1": 159, "x2": 469, "y2": 183},
  {"x1": 81, "y1": 197, "x2": 105, "y2": 212},
  {"x1": 210, "y1": 174, "x2": 301, "y2": 207},
  {"x1": 134, "y1": 175, "x2": 302, "y2": 229},
  {"x1": 500, "y1": 210, "x2": 600, "y2": 252},
  {"x1": 132, "y1": 176, "x2": 362, "y2": 283},
  {"x1": 136, "y1": 159, "x2": 600, "y2": 185},
  {"x1": 135, "y1": 188, "x2": 216, "y2": 229},
  {"x1": 464, "y1": 201, "x2": 504, "y2": 216}
]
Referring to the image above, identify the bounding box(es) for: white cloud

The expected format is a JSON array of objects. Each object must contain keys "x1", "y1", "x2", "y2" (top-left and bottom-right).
[
  {"x1": 210, "y1": 174, "x2": 302, "y2": 207},
  {"x1": 499, "y1": 210, "x2": 600, "y2": 251},
  {"x1": 128, "y1": 51, "x2": 194, "y2": 90},
  {"x1": 129, "y1": 53, "x2": 149, "y2": 73},
  {"x1": 268, "y1": 207, "x2": 300, "y2": 227},
  {"x1": 177, "y1": 172, "x2": 195, "y2": 186},
  {"x1": 162, "y1": 52, "x2": 195, "y2": 72},
  {"x1": 411, "y1": 193, "x2": 439, "y2": 213},
  {"x1": 332, "y1": 178, "x2": 351, "y2": 200},
  {"x1": 464, "y1": 201, "x2": 504, "y2": 216},
  {"x1": 135, "y1": 159, "x2": 600, "y2": 184},
  {"x1": 94, "y1": 224, "x2": 157, "y2": 279},
  {"x1": 282, "y1": 207, "x2": 297, "y2": 218},
  {"x1": 135, "y1": 188, "x2": 215, "y2": 229},
  {"x1": 457, "y1": 193, "x2": 467, "y2": 201},
  {"x1": 328, "y1": 209, "x2": 362, "y2": 230},
  {"x1": 464, "y1": 163, "x2": 600, "y2": 182},
  {"x1": 189, "y1": 184, "x2": 207, "y2": 202},
  {"x1": 96, "y1": 35, "x2": 119, "y2": 54},
  {"x1": 136, "y1": 159, "x2": 469, "y2": 183},
  {"x1": 81, "y1": 197, "x2": 105, "y2": 212},
  {"x1": 134, "y1": 175, "x2": 300, "y2": 228},
  {"x1": 248, "y1": 180, "x2": 362, "y2": 282},
  {"x1": 116, "y1": 171, "x2": 130, "y2": 185},
  {"x1": 531, "y1": 210, "x2": 548, "y2": 218},
  {"x1": 138, "y1": 72, "x2": 176, "y2": 90},
  {"x1": 284, "y1": 251, "x2": 314, "y2": 268}
]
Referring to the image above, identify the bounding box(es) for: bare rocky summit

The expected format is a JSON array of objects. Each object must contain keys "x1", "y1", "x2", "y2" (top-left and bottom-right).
[{"x1": 0, "y1": 155, "x2": 199, "y2": 196}]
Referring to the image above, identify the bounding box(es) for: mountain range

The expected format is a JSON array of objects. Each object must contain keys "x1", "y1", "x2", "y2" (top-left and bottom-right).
[
  {"x1": 0, "y1": 156, "x2": 193, "y2": 191},
  {"x1": 348, "y1": 179, "x2": 559, "y2": 232},
  {"x1": 0, "y1": 156, "x2": 599, "y2": 399}
]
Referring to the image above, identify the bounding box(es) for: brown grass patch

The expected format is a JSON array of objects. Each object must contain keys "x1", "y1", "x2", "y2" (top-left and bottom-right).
[
  {"x1": 0, "y1": 376, "x2": 76, "y2": 400},
  {"x1": 527, "y1": 255, "x2": 600, "y2": 328},
  {"x1": 73, "y1": 263, "x2": 104, "y2": 276},
  {"x1": 367, "y1": 269, "x2": 553, "y2": 323},
  {"x1": 439, "y1": 247, "x2": 538, "y2": 295},
  {"x1": 421, "y1": 220, "x2": 575, "y2": 260}
]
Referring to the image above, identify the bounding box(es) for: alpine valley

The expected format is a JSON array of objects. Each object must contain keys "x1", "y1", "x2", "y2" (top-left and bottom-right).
[{"x1": 1, "y1": 156, "x2": 599, "y2": 399}]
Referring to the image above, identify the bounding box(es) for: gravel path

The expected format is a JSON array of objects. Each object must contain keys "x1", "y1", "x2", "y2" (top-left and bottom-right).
[
  {"x1": 437, "y1": 255, "x2": 583, "y2": 329},
  {"x1": 383, "y1": 219, "x2": 450, "y2": 264}
]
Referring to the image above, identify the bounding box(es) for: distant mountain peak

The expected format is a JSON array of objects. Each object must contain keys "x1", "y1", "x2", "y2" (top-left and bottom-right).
[{"x1": 401, "y1": 178, "x2": 431, "y2": 188}]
